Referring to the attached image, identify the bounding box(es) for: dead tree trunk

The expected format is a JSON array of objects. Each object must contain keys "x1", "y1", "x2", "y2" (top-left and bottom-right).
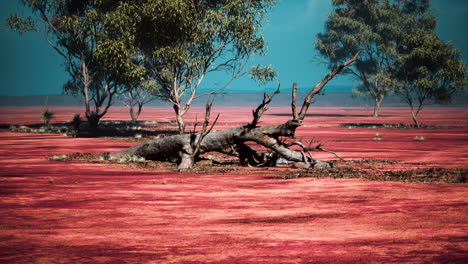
[{"x1": 110, "y1": 51, "x2": 362, "y2": 169}]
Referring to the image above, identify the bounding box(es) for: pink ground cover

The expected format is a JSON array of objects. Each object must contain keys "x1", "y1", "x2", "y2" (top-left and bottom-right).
[
  {"x1": 0, "y1": 106, "x2": 467, "y2": 263},
  {"x1": 3, "y1": 106, "x2": 466, "y2": 168}
]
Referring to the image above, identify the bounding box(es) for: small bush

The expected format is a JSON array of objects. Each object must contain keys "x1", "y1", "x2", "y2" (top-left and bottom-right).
[
  {"x1": 71, "y1": 113, "x2": 81, "y2": 131},
  {"x1": 41, "y1": 108, "x2": 55, "y2": 125}
]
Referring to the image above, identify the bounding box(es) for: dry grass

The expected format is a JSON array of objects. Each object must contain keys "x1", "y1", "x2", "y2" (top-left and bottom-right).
[{"x1": 58, "y1": 153, "x2": 467, "y2": 184}]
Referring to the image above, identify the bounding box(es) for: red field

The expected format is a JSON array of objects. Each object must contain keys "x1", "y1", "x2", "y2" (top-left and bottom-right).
[{"x1": 0, "y1": 106, "x2": 467, "y2": 263}]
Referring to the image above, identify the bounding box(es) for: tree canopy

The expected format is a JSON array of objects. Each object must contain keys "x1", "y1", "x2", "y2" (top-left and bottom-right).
[
  {"x1": 8, "y1": 0, "x2": 139, "y2": 128},
  {"x1": 98, "y1": 0, "x2": 277, "y2": 133},
  {"x1": 392, "y1": 29, "x2": 466, "y2": 126},
  {"x1": 315, "y1": 0, "x2": 437, "y2": 117}
]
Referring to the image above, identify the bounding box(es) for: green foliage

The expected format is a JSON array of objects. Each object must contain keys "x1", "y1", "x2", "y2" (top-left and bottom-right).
[
  {"x1": 41, "y1": 108, "x2": 54, "y2": 125},
  {"x1": 250, "y1": 65, "x2": 278, "y2": 87},
  {"x1": 9, "y1": 0, "x2": 136, "y2": 128},
  {"x1": 6, "y1": 14, "x2": 36, "y2": 33},
  {"x1": 100, "y1": 0, "x2": 276, "y2": 102},
  {"x1": 91, "y1": 0, "x2": 276, "y2": 133},
  {"x1": 316, "y1": 0, "x2": 436, "y2": 110},
  {"x1": 393, "y1": 30, "x2": 466, "y2": 106},
  {"x1": 71, "y1": 113, "x2": 81, "y2": 131}
]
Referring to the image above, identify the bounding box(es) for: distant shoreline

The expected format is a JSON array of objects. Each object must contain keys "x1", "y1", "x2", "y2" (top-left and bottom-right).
[{"x1": 1, "y1": 92, "x2": 467, "y2": 107}]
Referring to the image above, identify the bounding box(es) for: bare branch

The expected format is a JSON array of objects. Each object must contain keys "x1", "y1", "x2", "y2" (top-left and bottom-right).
[
  {"x1": 193, "y1": 68, "x2": 247, "y2": 100},
  {"x1": 291, "y1": 82, "x2": 298, "y2": 120},
  {"x1": 192, "y1": 100, "x2": 219, "y2": 157},
  {"x1": 297, "y1": 50, "x2": 362, "y2": 120},
  {"x1": 250, "y1": 88, "x2": 280, "y2": 127},
  {"x1": 287, "y1": 140, "x2": 314, "y2": 161},
  {"x1": 312, "y1": 144, "x2": 346, "y2": 162}
]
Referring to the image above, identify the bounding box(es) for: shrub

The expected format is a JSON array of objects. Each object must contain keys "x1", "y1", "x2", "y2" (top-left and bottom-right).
[
  {"x1": 71, "y1": 113, "x2": 81, "y2": 131},
  {"x1": 41, "y1": 108, "x2": 55, "y2": 125}
]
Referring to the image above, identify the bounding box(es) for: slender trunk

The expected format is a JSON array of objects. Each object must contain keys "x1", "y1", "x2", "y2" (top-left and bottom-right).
[
  {"x1": 129, "y1": 105, "x2": 136, "y2": 123},
  {"x1": 136, "y1": 103, "x2": 143, "y2": 122},
  {"x1": 127, "y1": 91, "x2": 136, "y2": 123},
  {"x1": 84, "y1": 94, "x2": 100, "y2": 130},
  {"x1": 82, "y1": 62, "x2": 91, "y2": 116},
  {"x1": 373, "y1": 97, "x2": 383, "y2": 117},
  {"x1": 173, "y1": 104, "x2": 185, "y2": 134},
  {"x1": 411, "y1": 108, "x2": 420, "y2": 128},
  {"x1": 129, "y1": 104, "x2": 143, "y2": 123},
  {"x1": 81, "y1": 60, "x2": 100, "y2": 130}
]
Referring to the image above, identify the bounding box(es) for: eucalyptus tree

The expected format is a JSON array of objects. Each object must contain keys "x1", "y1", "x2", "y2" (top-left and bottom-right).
[
  {"x1": 119, "y1": 80, "x2": 160, "y2": 123},
  {"x1": 392, "y1": 30, "x2": 466, "y2": 127},
  {"x1": 8, "y1": 0, "x2": 140, "y2": 129},
  {"x1": 111, "y1": 51, "x2": 362, "y2": 169},
  {"x1": 315, "y1": 0, "x2": 436, "y2": 117},
  {"x1": 102, "y1": 0, "x2": 277, "y2": 134}
]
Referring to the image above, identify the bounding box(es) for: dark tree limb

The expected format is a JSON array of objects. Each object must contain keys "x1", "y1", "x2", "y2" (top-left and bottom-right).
[
  {"x1": 291, "y1": 82, "x2": 298, "y2": 120},
  {"x1": 179, "y1": 100, "x2": 220, "y2": 169},
  {"x1": 250, "y1": 88, "x2": 280, "y2": 128},
  {"x1": 192, "y1": 100, "x2": 219, "y2": 155},
  {"x1": 110, "y1": 50, "x2": 361, "y2": 169},
  {"x1": 297, "y1": 50, "x2": 362, "y2": 120},
  {"x1": 307, "y1": 143, "x2": 346, "y2": 162}
]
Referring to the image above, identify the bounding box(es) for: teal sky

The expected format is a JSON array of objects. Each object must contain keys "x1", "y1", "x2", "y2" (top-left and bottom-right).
[{"x1": 1, "y1": 0, "x2": 467, "y2": 96}]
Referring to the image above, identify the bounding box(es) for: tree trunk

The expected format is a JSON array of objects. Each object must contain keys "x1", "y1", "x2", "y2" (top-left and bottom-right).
[
  {"x1": 373, "y1": 97, "x2": 383, "y2": 117},
  {"x1": 178, "y1": 152, "x2": 194, "y2": 169},
  {"x1": 129, "y1": 105, "x2": 136, "y2": 123},
  {"x1": 411, "y1": 109, "x2": 420, "y2": 128},
  {"x1": 173, "y1": 104, "x2": 186, "y2": 134},
  {"x1": 110, "y1": 51, "x2": 362, "y2": 169},
  {"x1": 86, "y1": 111, "x2": 101, "y2": 130},
  {"x1": 129, "y1": 104, "x2": 143, "y2": 124},
  {"x1": 136, "y1": 104, "x2": 143, "y2": 122}
]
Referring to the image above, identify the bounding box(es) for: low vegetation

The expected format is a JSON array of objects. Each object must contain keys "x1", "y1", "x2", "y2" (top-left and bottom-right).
[
  {"x1": 41, "y1": 108, "x2": 55, "y2": 125},
  {"x1": 341, "y1": 123, "x2": 461, "y2": 129},
  {"x1": 52, "y1": 152, "x2": 466, "y2": 184}
]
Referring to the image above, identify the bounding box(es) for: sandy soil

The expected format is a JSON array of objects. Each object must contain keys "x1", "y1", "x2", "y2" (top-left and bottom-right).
[{"x1": 0, "y1": 107, "x2": 467, "y2": 263}]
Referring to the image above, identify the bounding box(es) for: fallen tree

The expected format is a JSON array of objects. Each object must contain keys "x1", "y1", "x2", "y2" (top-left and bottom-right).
[{"x1": 111, "y1": 51, "x2": 362, "y2": 169}]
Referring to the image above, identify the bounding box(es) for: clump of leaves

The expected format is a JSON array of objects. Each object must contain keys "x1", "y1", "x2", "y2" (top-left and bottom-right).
[
  {"x1": 41, "y1": 108, "x2": 55, "y2": 125},
  {"x1": 71, "y1": 113, "x2": 81, "y2": 132}
]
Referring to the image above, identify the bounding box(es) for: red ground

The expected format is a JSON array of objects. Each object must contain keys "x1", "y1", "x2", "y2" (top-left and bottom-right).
[{"x1": 0, "y1": 107, "x2": 467, "y2": 263}]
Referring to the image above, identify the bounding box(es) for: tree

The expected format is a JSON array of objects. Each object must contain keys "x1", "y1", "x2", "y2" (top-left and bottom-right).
[
  {"x1": 119, "y1": 80, "x2": 159, "y2": 123},
  {"x1": 392, "y1": 30, "x2": 466, "y2": 127},
  {"x1": 110, "y1": 51, "x2": 362, "y2": 169},
  {"x1": 315, "y1": 0, "x2": 435, "y2": 117},
  {"x1": 8, "y1": 0, "x2": 138, "y2": 129},
  {"x1": 41, "y1": 108, "x2": 55, "y2": 125},
  {"x1": 101, "y1": 0, "x2": 276, "y2": 134}
]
